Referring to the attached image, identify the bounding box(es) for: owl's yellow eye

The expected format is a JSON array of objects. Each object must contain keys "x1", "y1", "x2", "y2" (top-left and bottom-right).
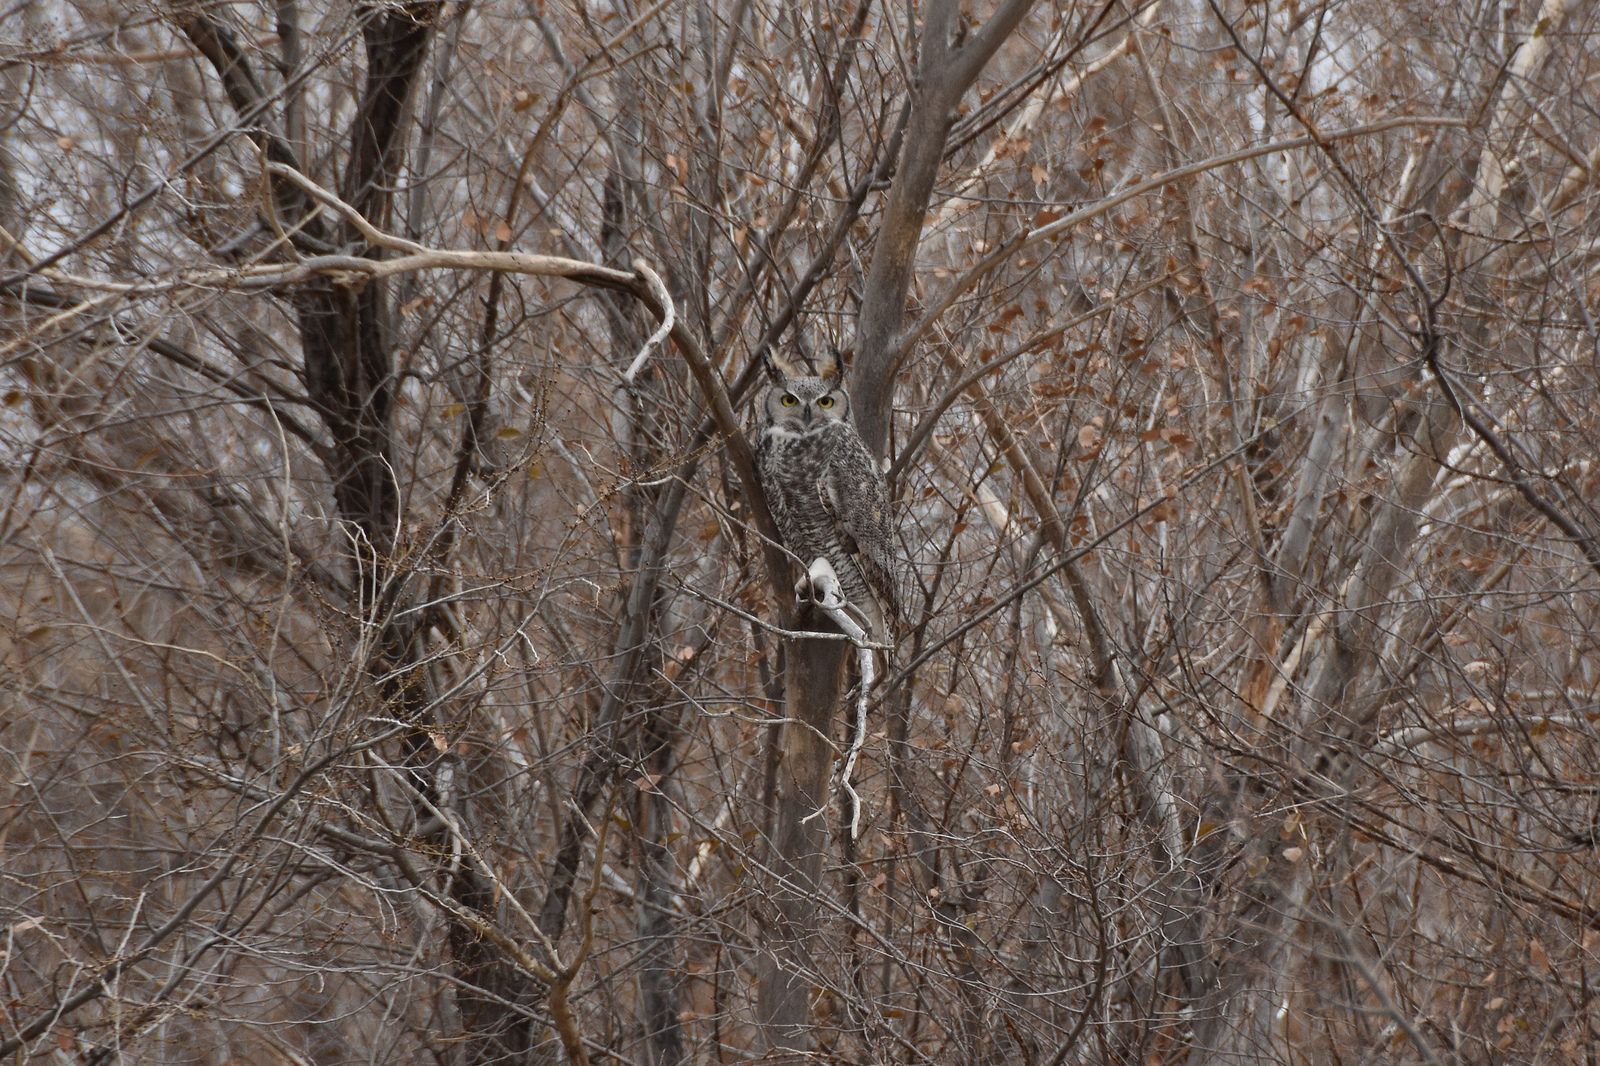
[
  {"x1": 780, "y1": 394, "x2": 799, "y2": 407},
  {"x1": 817, "y1": 396, "x2": 835, "y2": 408}
]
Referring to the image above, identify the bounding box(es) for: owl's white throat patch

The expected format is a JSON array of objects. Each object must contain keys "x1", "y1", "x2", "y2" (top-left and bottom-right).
[{"x1": 762, "y1": 423, "x2": 823, "y2": 441}]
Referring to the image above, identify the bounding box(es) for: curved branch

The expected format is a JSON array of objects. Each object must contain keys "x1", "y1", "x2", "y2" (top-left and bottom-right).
[
  {"x1": 245, "y1": 161, "x2": 789, "y2": 587},
  {"x1": 622, "y1": 260, "x2": 675, "y2": 384}
]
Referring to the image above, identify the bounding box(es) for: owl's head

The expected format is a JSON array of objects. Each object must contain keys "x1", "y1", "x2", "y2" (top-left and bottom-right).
[{"x1": 761, "y1": 348, "x2": 850, "y2": 432}]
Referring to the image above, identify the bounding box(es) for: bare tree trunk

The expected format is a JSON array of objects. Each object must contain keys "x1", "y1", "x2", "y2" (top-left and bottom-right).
[
  {"x1": 537, "y1": 474, "x2": 692, "y2": 942},
  {"x1": 756, "y1": 629, "x2": 847, "y2": 1051}
]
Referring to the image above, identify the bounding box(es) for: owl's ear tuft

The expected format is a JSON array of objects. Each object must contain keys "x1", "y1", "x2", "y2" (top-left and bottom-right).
[
  {"x1": 816, "y1": 345, "x2": 847, "y2": 385},
  {"x1": 764, "y1": 350, "x2": 797, "y2": 383}
]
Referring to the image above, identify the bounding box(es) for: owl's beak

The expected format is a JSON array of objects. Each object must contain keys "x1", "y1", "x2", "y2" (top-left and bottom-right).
[{"x1": 802, "y1": 407, "x2": 812, "y2": 426}]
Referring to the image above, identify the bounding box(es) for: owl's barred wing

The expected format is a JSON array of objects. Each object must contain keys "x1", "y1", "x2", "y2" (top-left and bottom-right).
[
  {"x1": 816, "y1": 482, "x2": 860, "y2": 556},
  {"x1": 856, "y1": 536, "x2": 901, "y2": 623},
  {"x1": 849, "y1": 512, "x2": 901, "y2": 624},
  {"x1": 822, "y1": 433, "x2": 901, "y2": 628}
]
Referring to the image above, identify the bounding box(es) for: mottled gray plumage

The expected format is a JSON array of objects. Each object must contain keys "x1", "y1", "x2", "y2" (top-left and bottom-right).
[{"x1": 756, "y1": 351, "x2": 899, "y2": 642}]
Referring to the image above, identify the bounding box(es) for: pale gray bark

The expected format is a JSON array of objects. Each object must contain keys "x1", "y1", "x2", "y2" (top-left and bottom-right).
[
  {"x1": 755, "y1": 632, "x2": 847, "y2": 1050},
  {"x1": 850, "y1": 0, "x2": 1038, "y2": 459}
]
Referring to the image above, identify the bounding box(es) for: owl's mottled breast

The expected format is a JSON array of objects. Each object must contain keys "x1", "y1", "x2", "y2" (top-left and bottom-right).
[{"x1": 756, "y1": 414, "x2": 897, "y2": 638}]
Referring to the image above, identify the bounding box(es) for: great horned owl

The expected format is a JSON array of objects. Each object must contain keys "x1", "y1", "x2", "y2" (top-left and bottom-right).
[{"x1": 755, "y1": 348, "x2": 899, "y2": 643}]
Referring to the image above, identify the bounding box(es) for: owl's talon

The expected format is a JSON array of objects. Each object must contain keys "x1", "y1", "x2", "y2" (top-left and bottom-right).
[{"x1": 794, "y1": 573, "x2": 814, "y2": 605}]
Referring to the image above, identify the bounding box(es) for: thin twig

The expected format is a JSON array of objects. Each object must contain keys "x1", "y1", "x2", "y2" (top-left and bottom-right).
[{"x1": 890, "y1": 115, "x2": 1470, "y2": 378}]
